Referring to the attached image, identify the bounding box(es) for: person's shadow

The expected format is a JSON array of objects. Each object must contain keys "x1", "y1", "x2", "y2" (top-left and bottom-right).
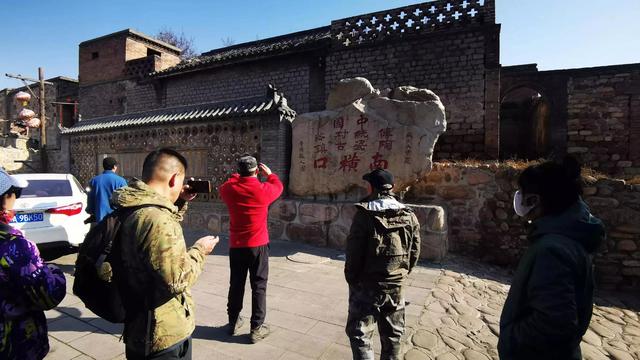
[{"x1": 193, "y1": 325, "x2": 252, "y2": 345}]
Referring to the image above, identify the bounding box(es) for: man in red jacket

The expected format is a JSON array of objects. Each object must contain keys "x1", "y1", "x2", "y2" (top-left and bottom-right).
[{"x1": 219, "y1": 155, "x2": 283, "y2": 343}]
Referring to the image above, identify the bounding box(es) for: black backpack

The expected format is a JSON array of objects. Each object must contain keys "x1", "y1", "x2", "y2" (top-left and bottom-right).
[{"x1": 73, "y1": 206, "x2": 152, "y2": 323}]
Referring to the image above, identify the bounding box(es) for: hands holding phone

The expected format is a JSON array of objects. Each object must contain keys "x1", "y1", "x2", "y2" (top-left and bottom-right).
[{"x1": 258, "y1": 163, "x2": 272, "y2": 176}]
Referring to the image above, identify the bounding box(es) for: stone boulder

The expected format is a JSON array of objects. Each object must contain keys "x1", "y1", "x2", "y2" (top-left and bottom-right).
[{"x1": 290, "y1": 77, "x2": 446, "y2": 196}]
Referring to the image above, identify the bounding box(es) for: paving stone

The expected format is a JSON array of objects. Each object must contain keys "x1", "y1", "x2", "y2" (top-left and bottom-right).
[
  {"x1": 582, "y1": 329, "x2": 602, "y2": 347},
  {"x1": 319, "y1": 343, "x2": 352, "y2": 360},
  {"x1": 405, "y1": 348, "x2": 433, "y2": 360},
  {"x1": 463, "y1": 349, "x2": 491, "y2": 360},
  {"x1": 451, "y1": 303, "x2": 480, "y2": 318},
  {"x1": 624, "y1": 325, "x2": 640, "y2": 337},
  {"x1": 48, "y1": 316, "x2": 98, "y2": 343},
  {"x1": 68, "y1": 331, "x2": 124, "y2": 360},
  {"x1": 581, "y1": 342, "x2": 610, "y2": 360},
  {"x1": 279, "y1": 350, "x2": 315, "y2": 360},
  {"x1": 605, "y1": 348, "x2": 635, "y2": 360},
  {"x1": 412, "y1": 330, "x2": 439, "y2": 350},
  {"x1": 603, "y1": 313, "x2": 627, "y2": 325},
  {"x1": 458, "y1": 315, "x2": 485, "y2": 332},
  {"x1": 435, "y1": 351, "x2": 464, "y2": 360},
  {"x1": 590, "y1": 321, "x2": 617, "y2": 339},
  {"x1": 431, "y1": 289, "x2": 452, "y2": 302},
  {"x1": 437, "y1": 328, "x2": 474, "y2": 352},
  {"x1": 426, "y1": 301, "x2": 448, "y2": 314},
  {"x1": 264, "y1": 326, "x2": 333, "y2": 358},
  {"x1": 488, "y1": 323, "x2": 500, "y2": 337},
  {"x1": 45, "y1": 336, "x2": 82, "y2": 360},
  {"x1": 306, "y1": 321, "x2": 345, "y2": 342}
]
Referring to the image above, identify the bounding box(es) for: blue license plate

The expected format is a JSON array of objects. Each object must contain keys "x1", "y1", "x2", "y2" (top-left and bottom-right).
[{"x1": 11, "y1": 213, "x2": 44, "y2": 223}]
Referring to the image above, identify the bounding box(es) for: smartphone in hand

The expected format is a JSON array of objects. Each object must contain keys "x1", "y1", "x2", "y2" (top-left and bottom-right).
[{"x1": 187, "y1": 179, "x2": 212, "y2": 193}]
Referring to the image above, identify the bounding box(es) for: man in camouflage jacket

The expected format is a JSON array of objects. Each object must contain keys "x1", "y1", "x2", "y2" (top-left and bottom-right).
[
  {"x1": 344, "y1": 169, "x2": 421, "y2": 360},
  {"x1": 113, "y1": 149, "x2": 218, "y2": 360}
]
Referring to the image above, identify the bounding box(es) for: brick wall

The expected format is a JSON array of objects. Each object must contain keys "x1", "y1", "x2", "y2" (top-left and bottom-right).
[
  {"x1": 78, "y1": 80, "x2": 137, "y2": 119},
  {"x1": 80, "y1": 33, "x2": 181, "y2": 86},
  {"x1": 161, "y1": 57, "x2": 315, "y2": 113},
  {"x1": 406, "y1": 162, "x2": 640, "y2": 291},
  {"x1": 125, "y1": 38, "x2": 180, "y2": 68},
  {"x1": 79, "y1": 35, "x2": 126, "y2": 85},
  {"x1": 566, "y1": 66, "x2": 640, "y2": 178}
]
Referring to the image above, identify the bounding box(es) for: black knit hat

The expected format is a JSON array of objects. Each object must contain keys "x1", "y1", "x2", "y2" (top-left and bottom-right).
[
  {"x1": 237, "y1": 155, "x2": 258, "y2": 173},
  {"x1": 363, "y1": 169, "x2": 394, "y2": 190}
]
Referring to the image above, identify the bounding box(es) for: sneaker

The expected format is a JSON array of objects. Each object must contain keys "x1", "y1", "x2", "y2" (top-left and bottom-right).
[
  {"x1": 250, "y1": 324, "x2": 270, "y2": 343},
  {"x1": 227, "y1": 316, "x2": 244, "y2": 336}
]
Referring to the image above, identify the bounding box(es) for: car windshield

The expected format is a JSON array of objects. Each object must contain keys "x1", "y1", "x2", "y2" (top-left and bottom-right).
[{"x1": 21, "y1": 179, "x2": 73, "y2": 198}]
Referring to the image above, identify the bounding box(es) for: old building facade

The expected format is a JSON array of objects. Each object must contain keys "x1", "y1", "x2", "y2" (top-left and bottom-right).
[{"x1": 47, "y1": 0, "x2": 640, "y2": 290}]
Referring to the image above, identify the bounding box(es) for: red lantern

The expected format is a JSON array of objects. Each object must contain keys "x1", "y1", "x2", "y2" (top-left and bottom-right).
[
  {"x1": 27, "y1": 117, "x2": 41, "y2": 128},
  {"x1": 15, "y1": 91, "x2": 31, "y2": 106},
  {"x1": 18, "y1": 108, "x2": 36, "y2": 120}
]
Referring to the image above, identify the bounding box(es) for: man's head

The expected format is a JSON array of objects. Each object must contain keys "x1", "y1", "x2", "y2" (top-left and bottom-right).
[
  {"x1": 363, "y1": 169, "x2": 394, "y2": 194},
  {"x1": 142, "y1": 148, "x2": 188, "y2": 203},
  {"x1": 103, "y1": 157, "x2": 118, "y2": 172},
  {"x1": 237, "y1": 155, "x2": 258, "y2": 177}
]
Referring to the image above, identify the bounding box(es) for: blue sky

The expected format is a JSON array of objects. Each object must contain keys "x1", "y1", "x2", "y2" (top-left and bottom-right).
[{"x1": 1, "y1": 0, "x2": 638, "y2": 89}]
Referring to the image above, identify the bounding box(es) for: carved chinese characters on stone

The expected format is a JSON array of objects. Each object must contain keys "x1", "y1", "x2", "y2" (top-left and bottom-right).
[{"x1": 290, "y1": 77, "x2": 446, "y2": 196}]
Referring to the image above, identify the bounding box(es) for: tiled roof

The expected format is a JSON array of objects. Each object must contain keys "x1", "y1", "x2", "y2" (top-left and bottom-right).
[
  {"x1": 151, "y1": 26, "x2": 331, "y2": 78},
  {"x1": 62, "y1": 88, "x2": 295, "y2": 134}
]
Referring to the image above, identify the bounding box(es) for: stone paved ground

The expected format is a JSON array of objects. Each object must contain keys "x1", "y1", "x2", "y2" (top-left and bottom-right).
[{"x1": 41, "y1": 231, "x2": 639, "y2": 360}]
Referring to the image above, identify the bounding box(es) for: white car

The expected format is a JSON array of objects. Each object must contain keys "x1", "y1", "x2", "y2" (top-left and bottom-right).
[{"x1": 10, "y1": 173, "x2": 90, "y2": 247}]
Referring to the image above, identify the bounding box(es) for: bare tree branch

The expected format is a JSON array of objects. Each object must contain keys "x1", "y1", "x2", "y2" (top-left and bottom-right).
[
  {"x1": 221, "y1": 37, "x2": 236, "y2": 47},
  {"x1": 155, "y1": 27, "x2": 198, "y2": 60}
]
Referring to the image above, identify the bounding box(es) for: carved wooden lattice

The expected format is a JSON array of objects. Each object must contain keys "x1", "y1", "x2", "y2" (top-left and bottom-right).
[
  {"x1": 331, "y1": 0, "x2": 490, "y2": 48},
  {"x1": 70, "y1": 120, "x2": 261, "y2": 202}
]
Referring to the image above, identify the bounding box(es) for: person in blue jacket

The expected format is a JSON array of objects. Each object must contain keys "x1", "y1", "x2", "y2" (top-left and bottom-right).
[{"x1": 86, "y1": 157, "x2": 127, "y2": 223}]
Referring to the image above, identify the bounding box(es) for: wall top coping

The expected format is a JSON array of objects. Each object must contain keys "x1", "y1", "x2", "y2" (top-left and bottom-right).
[{"x1": 62, "y1": 85, "x2": 295, "y2": 135}]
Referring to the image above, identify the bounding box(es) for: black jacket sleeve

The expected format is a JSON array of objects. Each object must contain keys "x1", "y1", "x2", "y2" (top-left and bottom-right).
[
  {"x1": 344, "y1": 209, "x2": 370, "y2": 285},
  {"x1": 502, "y1": 245, "x2": 580, "y2": 353}
]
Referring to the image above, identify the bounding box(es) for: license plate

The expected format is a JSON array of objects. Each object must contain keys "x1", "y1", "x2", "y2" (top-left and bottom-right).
[{"x1": 11, "y1": 213, "x2": 44, "y2": 223}]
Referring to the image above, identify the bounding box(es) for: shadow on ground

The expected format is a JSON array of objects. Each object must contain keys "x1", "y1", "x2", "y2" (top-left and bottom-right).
[{"x1": 193, "y1": 325, "x2": 252, "y2": 345}]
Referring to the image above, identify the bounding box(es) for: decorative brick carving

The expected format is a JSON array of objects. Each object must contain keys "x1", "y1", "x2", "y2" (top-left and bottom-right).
[{"x1": 331, "y1": 0, "x2": 492, "y2": 49}]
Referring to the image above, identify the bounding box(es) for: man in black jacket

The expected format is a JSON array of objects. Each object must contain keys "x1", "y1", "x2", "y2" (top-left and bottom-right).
[
  {"x1": 499, "y1": 158, "x2": 605, "y2": 360},
  {"x1": 344, "y1": 169, "x2": 421, "y2": 360}
]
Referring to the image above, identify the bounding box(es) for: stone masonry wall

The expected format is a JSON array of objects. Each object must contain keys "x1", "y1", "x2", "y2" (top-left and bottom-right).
[
  {"x1": 406, "y1": 162, "x2": 640, "y2": 291},
  {"x1": 326, "y1": 27, "x2": 498, "y2": 160},
  {"x1": 566, "y1": 66, "x2": 640, "y2": 178},
  {"x1": 0, "y1": 137, "x2": 39, "y2": 172},
  {"x1": 182, "y1": 199, "x2": 449, "y2": 263}
]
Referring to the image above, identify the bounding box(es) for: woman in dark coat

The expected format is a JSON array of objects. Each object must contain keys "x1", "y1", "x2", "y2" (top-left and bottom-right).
[{"x1": 498, "y1": 157, "x2": 605, "y2": 360}]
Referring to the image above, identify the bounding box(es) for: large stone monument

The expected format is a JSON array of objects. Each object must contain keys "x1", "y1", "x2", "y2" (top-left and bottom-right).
[
  {"x1": 273, "y1": 78, "x2": 448, "y2": 261},
  {"x1": 290, "y1": 77, "x2": 446, "y2": 196}
]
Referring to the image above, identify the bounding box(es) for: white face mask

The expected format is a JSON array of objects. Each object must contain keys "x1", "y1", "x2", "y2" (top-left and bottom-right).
[{"x1": 513, "y1": 190, "x2": 538, "y2": 217}]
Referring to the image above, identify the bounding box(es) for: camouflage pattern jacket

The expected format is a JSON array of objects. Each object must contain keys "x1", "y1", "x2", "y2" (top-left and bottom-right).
[
  {"x1": 112, "y1": 180, "x2": 207, "y2": 355},
  {"x1": 344, "y1": 194, "x2": 421, "y2": 290},
  {"x1": 0, "y1": 222, "x2": 66, "y2": 360}
]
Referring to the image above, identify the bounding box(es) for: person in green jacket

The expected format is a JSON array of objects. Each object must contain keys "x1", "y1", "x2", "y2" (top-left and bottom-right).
[
  {"x1": 344, "y1": 169, "x2": 421, "y2": 360},
  {"x1": 499, "y1": 156, "x2": 605, "y2": 360},
  {"x1": 112, "y1": 148, "x2": 219, "y2": 360}
]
